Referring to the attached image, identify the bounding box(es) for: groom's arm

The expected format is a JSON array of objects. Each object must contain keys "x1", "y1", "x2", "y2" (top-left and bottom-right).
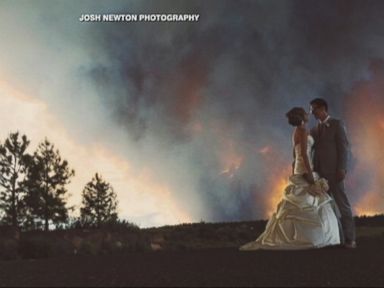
[{"x1": 335, "y1": 120, "x2": 349, "y2": 173}]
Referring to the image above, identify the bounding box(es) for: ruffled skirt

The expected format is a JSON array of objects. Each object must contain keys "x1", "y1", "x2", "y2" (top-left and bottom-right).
[{"x1": 240, "y1": 174, "x2": 340, "y2": 250}]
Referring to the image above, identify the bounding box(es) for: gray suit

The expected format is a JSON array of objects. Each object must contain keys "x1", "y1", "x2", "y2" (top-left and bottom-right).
[{"x1": 310, "y1": 117, "x2": 355, "y2": 244}]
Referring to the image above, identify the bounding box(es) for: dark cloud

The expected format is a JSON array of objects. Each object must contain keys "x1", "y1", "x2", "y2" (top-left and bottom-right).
[
  {"x1": 76, "y1": 0, "x2": 384, "y2": 221},
  {"x1": 2, "y1": 0, "x2": 383, "y2": 223}
]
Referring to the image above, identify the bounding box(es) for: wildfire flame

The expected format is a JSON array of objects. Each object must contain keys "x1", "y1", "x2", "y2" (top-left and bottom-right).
[
  {"x1": 264, "y1": 166, "x2": 291, "y2": 218},
  {"x1": 354, "y1": 192, "x2": 384, "y2": 216},
  {"x1": 258, "y1": 146, "x2": 271, "y2": 155},
  {"x1": 344, "y1": 60, "x2": 384, "y2": 216},
  {"x1": 217, "y1": 131, "x2": 244, "y2": 178},
  {"x1": 257, "y1": 143, "x2": 292, "y2": 218},
  {"x1": 220, "y1": 156, "x2": 243, "y2": 179}
]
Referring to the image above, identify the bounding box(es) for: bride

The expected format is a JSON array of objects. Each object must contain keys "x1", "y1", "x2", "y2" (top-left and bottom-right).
[{"x1": 240, "y1": 107, "x2": 340, "y2": 250}]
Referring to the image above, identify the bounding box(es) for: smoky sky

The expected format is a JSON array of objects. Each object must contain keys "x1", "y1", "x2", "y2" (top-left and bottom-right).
[
  {"x1": 85, "y1": 0, "x2": 384, "y2": 142},
  {"x1": 79, "y1": 0, "x2": 384, "y2": 221},
  {"x1": 2, "y1": 0, "x2": 384, "y2": 224}
]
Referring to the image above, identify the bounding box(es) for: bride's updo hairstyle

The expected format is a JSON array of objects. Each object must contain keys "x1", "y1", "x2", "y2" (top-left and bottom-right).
[{"x1": 286, "y1": 107, "x2": 306, "y2": 127}]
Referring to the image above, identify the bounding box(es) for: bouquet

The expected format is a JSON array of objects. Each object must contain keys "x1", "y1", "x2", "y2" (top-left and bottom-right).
[{"x1": 309, "y1": 178, "x2": 329, "y2": 196}]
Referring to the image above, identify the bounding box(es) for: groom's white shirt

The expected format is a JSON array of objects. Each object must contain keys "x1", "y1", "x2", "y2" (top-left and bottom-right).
[{"x1": 319, "y1": 115, "x2": 330, "y2": 124}]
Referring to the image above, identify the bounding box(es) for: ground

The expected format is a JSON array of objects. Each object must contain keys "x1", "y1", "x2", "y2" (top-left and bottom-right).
[{"x1": 0, "y1": 236, "x2": 383, "y2": 287}]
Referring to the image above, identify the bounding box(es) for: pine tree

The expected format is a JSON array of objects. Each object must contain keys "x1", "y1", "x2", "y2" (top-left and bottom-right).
[
  {"x1": 80, "y1": 173, "x2": 118, "y2": 228},
  {"x1": 0, "y1": 132, "x2": 31, "y2": 227},
  {"x1": 25, "y1": 139, "x2": 75, "y2": 231}
]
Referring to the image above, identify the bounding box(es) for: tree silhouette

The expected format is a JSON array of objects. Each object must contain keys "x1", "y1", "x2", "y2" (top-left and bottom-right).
[
  {"x1": 80, "y1": 173, "x2": 118, "y2": 228},
  {"x1": 0, "y1": 132, "x2": 31, "y2": 227},
  {"x1": 25, "y1": 139, "x2": 75, "y2": 231}
]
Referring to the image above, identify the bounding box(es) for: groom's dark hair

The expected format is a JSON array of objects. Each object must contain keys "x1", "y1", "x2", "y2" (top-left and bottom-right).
[{"x1": 310, "y1": 98, "x2": 328, "y2": 111}]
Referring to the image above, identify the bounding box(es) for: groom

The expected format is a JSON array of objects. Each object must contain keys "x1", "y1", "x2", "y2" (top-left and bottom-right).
[{"x1": 309, "y1": 98, "x2": 356, "y2": 249}]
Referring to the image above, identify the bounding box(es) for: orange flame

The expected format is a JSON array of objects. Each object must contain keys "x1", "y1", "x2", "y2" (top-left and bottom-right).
[
  {"x1": 217, "y1": 132, "x2": 244, "y2": 178},
  {"x1": 354, "y1": 192, "x2": 384, "y2": 216},
  {"x1": 220, "y1": 157, "x2": 243, "y2": 178},
  {"x1": 345, "y1": 62, "x2": 384, "y2": 216},
  {"x1": 258, "y1": 146, "x2": 271, "y2": 155},
  {"x1": 264, "y1": 166, "x2": 291, "y2": 218},
  {"x1": 256, "y1": 143, "x2": 292, "y2": 218}
]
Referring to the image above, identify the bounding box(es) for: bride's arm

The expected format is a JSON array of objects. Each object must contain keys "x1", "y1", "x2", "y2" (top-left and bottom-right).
[{"x1": 298, "y1": 127, "x2": 315, "y2": 184}]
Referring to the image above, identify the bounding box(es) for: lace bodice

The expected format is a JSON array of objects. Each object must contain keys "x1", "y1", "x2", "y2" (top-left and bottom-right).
[{"x1": 294, "y1": 135, "x2": 314, "y2": 175}]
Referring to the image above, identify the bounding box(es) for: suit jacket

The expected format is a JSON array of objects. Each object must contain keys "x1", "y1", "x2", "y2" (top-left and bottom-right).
[{"x1": 310, "y1": 117, "x2": 349, "y2": 176}]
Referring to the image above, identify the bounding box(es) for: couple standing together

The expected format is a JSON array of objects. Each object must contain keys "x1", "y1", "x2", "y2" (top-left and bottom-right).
[{"x1": 240, "y1": 98, "x2": 356, "y2": 250}]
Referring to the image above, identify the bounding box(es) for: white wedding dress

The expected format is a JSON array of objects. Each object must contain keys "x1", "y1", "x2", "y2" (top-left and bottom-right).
[{"x1": 240, "y1": 135, "x2": 340, "y2": 250}]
